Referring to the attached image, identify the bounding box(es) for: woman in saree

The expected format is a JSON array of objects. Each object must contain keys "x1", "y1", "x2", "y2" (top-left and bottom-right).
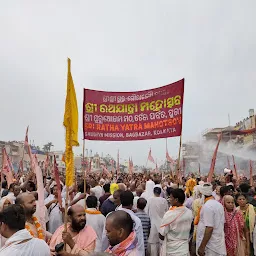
[
  {"x1": 236, "y1": 193, "x2": 255, "y2": 255},
  {"x1": 223, "y1": 195, "x2": 247, "y2": 256}
]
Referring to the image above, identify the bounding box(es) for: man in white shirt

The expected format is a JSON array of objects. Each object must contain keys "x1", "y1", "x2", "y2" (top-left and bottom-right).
[
  {"x1": 147, "y1": 187, "x2": 168, "y2": 255},
  {"x1": 91, "y1": 180, "x2": 104, "y2": 200},
  {"x1": 0, "y1": 204, "x2": 50, "y2": 256},
  {"x1": 159, "y1": 188, "x2": 193, "y2": 255},
  {"x1": 196, "y1": 183, "x2": 226, "y2": 256},
  {"x1": 85, "y1": 195, "x2": 106, "y2": 252}
]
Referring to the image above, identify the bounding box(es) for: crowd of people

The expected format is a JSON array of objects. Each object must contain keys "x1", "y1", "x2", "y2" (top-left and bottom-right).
[{"x1": 0, "y1": 169, "x2": 256, "y2": 256}]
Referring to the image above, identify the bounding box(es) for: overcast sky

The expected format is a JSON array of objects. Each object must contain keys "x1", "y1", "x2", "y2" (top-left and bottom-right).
[{"x1": 1, "y1": 1, "x2": 256, "y2": 165}]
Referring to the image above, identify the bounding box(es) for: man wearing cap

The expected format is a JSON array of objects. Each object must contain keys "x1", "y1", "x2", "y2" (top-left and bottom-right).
[{"x1": 196, "y1": 183, "x2": 226, "y2": 256}]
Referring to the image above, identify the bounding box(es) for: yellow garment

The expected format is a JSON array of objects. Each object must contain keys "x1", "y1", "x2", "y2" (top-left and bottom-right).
[
  {"x1": 237, "y1": 204, "x2": 255, "y2": 242},
  {"x1": 185, "y1": 178, "x2": 197, "y2": 195},
  {"x1": 63, "y1": 58, "x2": 79, "y2": 187},
  {"x1": 110, "y1": 183, "x2": 119, "y2": 195}
]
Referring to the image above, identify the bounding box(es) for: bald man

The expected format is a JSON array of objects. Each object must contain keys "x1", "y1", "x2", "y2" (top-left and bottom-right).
[
  {"x1": 105, "y1": 211, "x2": 138, "y2": 255},
  {"x1": 16, "y1": 192, "x2": 44, "y2": 239},
  {"x1": 49, "y1": 204, "x2": 97, "y2": 256}
]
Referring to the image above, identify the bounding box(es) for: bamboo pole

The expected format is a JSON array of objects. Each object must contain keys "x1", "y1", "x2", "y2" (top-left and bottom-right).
[
  {"x1": 176, "y1": 135, "x2": 182, "y2": 180},
  {"x1": 63, "y1": 186, "x2": 69, "y2": 251},
  {"x1": 0, "y1": 148, "x2": 4, "y2": 198},
  {"x1": 82, "y1": 140, "x2": 87, "y2": 208}
]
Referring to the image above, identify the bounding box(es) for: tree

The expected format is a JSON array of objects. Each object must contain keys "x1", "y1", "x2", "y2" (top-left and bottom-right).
[{"x1": 43, "y1": 142, "x2": 54, "y2": 152}]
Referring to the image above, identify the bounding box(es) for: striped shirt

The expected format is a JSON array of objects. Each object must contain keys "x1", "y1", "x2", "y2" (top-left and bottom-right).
[{"x1": 136, "y1": 210, "x2": 151, "y2": 250}]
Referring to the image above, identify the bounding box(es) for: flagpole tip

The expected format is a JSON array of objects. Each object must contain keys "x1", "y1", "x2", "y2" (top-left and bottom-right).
[{"x1": 67, "y1": 58, "x2": 71, "y2": 72}]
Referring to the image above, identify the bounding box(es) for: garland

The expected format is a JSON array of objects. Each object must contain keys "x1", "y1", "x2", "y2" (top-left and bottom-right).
[
  {"x1": 194, "y1": 196, "x2": 214, "y2": 225},
  {"x1": 169, "y1": 206, "x2": 184, "y2": 211},
  {"x1": 25, "y1": 216, "x2": 44, "y2": 240},
  {"x1": 85, "y1": 209, "x2": 102, "y2": 215}
]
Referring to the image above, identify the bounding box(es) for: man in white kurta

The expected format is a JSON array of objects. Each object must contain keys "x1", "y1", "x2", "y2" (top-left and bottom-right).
[
  {"x1": 147, "y1": 187, "x2": 169, "y2": 255},
  {"x1": 196, "y1": 183, "x2": 226, "y2": 256},
  {"x1": 159, "y1": 188, "x2": 193, "y2": 256},
  {"x1": 85, "y1": 195, "x2": 106, "y2": 252},
  {"x1": 0, "y1": 204, "x2": 50, "y2": 256},
  {"x1": 44, "y1": 185, "x2": 65, "y2": 234}
]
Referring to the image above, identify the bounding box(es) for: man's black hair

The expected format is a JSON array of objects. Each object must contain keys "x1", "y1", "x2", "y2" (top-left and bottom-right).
[
  {"x1": 120, "y1": 191, "x2": 134, "y2": 207},
  {"x1": 239, "y1": 183, "x2": 251, "y2": 193},
  {"x1": 9, "y1": 183, "x2": 15, "y2": 191},
  {"x1": 166, "y1": 187, "x2": 174, "y2": 196},
  {"x1": 0, "y1": 204, "x2": 25, "y2": 231},
  {"x1": 153, "y1": 187, "x2": 161, "y2": 195},
  {"x1": 2, "y1": 189, "x2": 9, "y2": 197},
  {"x1": 170, "y1": 188, "x2": 185, "y2": 204},
  {"x1": 2, "y1": 180, "x2": 7, "y2": 189},
  {"x1": 220, "y1": 186, "x2": 229, "y2": 197},
  {"x1": 103, "y1": 183, "x2": 110, "y2": 193},
  {"x1": 78, "y1": 181, "x2": 91, "y2": 193},
  {"x1": 27, "y1": 181, "x2": 36, "y2": 191},
  {"x1": 137, "y1": 198, "x2": 147, "y2": 210},
  {"x1": 86, "y1": 195, "x2": 98, "y2": 208}
]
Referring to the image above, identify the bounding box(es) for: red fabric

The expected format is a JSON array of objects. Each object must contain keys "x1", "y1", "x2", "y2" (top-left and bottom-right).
[
  {"x1": 227, "y1": 156, "x2": 231, "y2": 169},
  {"x1": 224, "y1": 210, "x2": 244, "y2": 256},
  {"x1": 24, "y1": 126, "x2": 29, "y2": 146},
  {"x1": 148, "y1": 149, "x2": 155, "y2": 164},
  {"x1": 1, "y1": 148, "x2": 14, "y2": 187},
  {"x1": 83, "y1": 79, "x2": 184, "y2": 141},
  {"x1": 166, "y1": 151, "x2": 174, "y2": 164},
  {"x1": 232, "y1": 155, "x2": 238, "y2": 180},
  {"x1": 207, "y1": 133, "x2": 222, "y2": 182},
  {"x1": 250, "y1": 160, "x2": 253, "y2": 186}
]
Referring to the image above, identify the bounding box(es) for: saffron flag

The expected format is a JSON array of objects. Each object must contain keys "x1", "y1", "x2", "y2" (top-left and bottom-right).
[
  {"x1": 147, "y1": 149, "x2": 155, "y2": 164},
  {"x1": 129, "y1": 157, "x2": 134, "y2": 174},
  {"x1": 45, "y1": 154, "x2": 49, "y2": 174},
  {"x1": 63, "y1": 58, "x2": 79, "y2": 187},
  {"x1": 207, "y1": 133, "x2": 222, "y2": 182},
  {"x1": 62, "y1": 152, "x2": 65, "y2": 163},
  {"x1": 155, "y1": 160, "x2": 159, "y2": 173},
  {"x1": 17, "y1": 160, "x2": 23, "y2": 177},
  {"x1": 166, "y1": 150, "x2": 174, "y2": 164},
  {"x1": 1, "y1": 148, "x2": 14, "y2": 187},
  {"x1": 227, "y1": 156, "x2": 231, "y2": 169},
  {"x1": 24, "y1": 126, "x2": 29, "y2": 146},
  {"x1": 24, "y1": 127, "x2": 37, "y2": 173},
  {"x1": 54, "y1": 156, "x2": 62, "y2": 207},
  {"x1": 232, "y1": 155, "x2": 238, "y2": 180},
  {"x1": 250, "y1": 160, "x2": 253, "y2": 187}
]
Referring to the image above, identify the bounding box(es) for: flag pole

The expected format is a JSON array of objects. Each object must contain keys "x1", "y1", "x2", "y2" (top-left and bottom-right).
[
  {"x1": 63, "y1": 58, "x2": 80, "y2": 251},
  {"x1": 0, "y1": 148, "x2": 4, "y2": 198},
  {"x1": 82, "y1": 139, "x2": 87, "y2": 208},
  {"x1": 165, "y1": 138, "x2": 168, "y2": 176},
  {"x1": 176, "y1": 135, "x2": 182, "y2": 178}
]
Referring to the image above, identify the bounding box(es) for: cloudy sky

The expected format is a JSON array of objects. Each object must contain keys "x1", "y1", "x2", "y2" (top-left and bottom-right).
[{"x1": 1, "y1": 1, "x2": 256, "y2": 165}]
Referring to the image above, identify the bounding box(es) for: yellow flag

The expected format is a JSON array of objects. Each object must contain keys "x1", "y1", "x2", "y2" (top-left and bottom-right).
[{"x1": 63, "y1": 58, "x2": 79, "y2": 187}]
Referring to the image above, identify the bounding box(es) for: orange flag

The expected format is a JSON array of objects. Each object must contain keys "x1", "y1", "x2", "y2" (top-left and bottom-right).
[
  {"x1": 207, "y1": 133, "x2": 222, "y2": 182},
  {"x1": 147, "y1": 148, "x2": 155, "y2": 164},
  {"x1": 250, "y1": 160, "x2": 253, "y2": 187},
  {"x1": 232, "y1": 155, "x2": 238, "y2": 180}
]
